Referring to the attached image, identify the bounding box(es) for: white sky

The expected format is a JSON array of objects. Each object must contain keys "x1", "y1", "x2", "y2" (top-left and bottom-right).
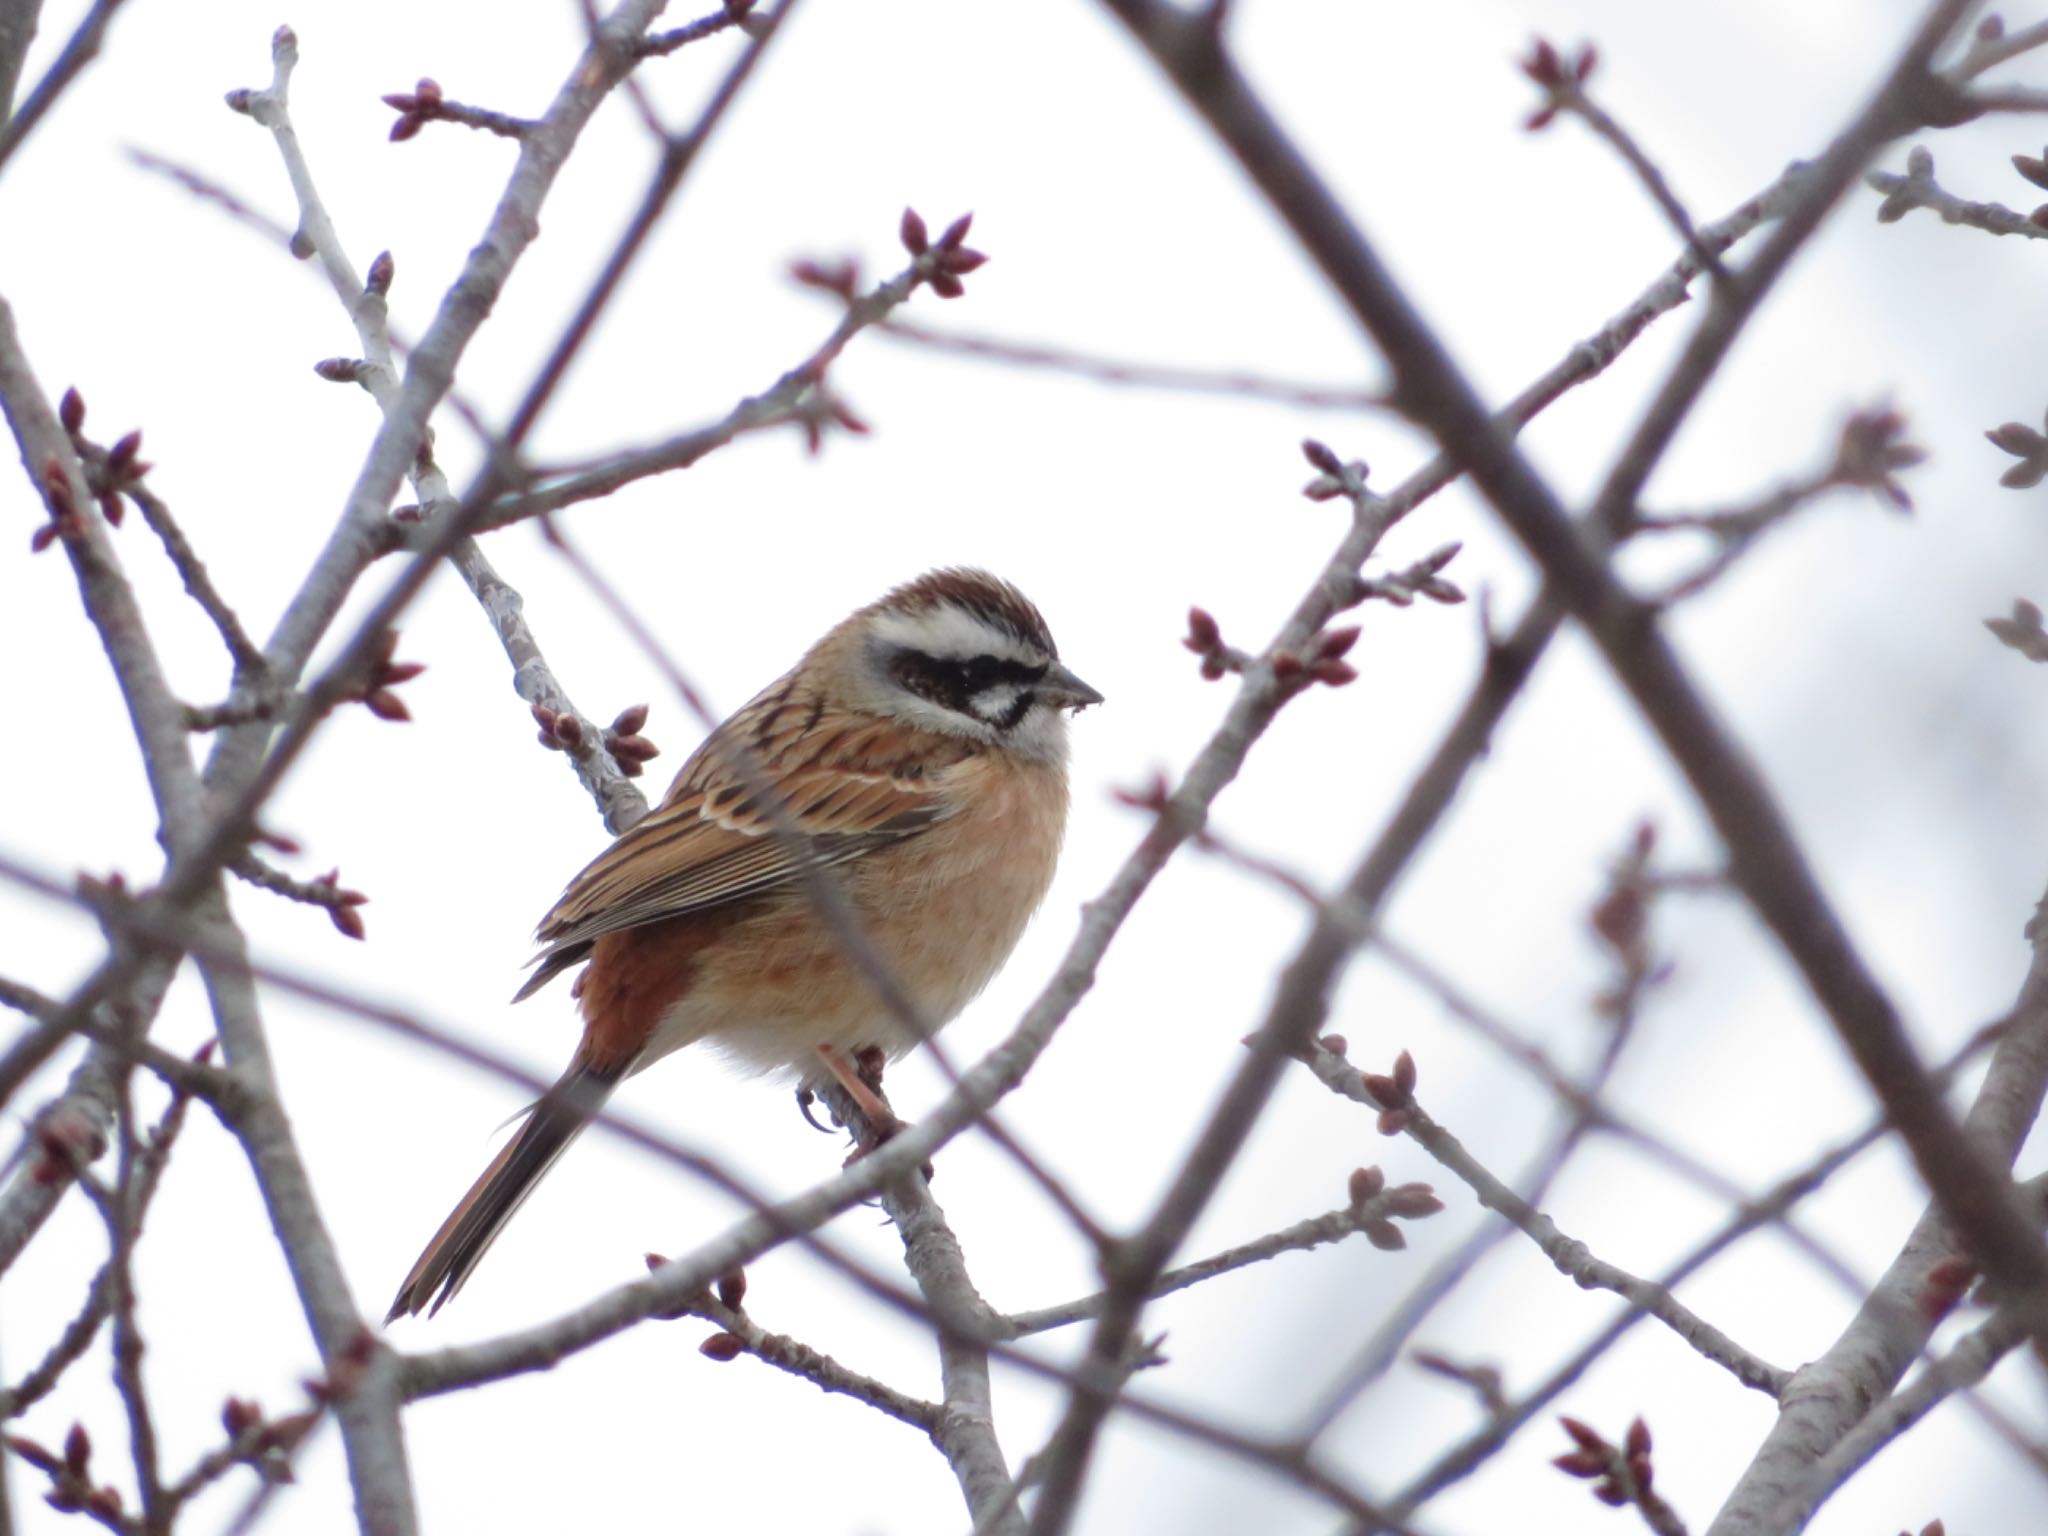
[{"x1": 3, "y1": 1, "x2": 2046, "y2": 1533}]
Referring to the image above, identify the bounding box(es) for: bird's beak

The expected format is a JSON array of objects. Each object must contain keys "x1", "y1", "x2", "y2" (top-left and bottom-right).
[{"x1": 1041, "y1": 662, "x2": 1104, "y2": 712}]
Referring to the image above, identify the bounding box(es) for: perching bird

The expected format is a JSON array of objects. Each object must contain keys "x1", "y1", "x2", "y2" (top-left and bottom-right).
[{"x1": 388, "y1": 568, "x2": 1100, "y2": 1319}]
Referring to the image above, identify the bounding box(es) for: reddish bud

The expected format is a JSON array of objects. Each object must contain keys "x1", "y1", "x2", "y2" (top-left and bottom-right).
[
  {"x1": 1559, "y1": 1416, "x2": 1605, "y2": 1451},
  {"x1": 1184, "y1": 606, "x2": 1221, "y2": 652},
  {"x1": 366, "y1": 250, "x2": 395, "y2": 296},
  {"x1": 699, "y1": 1331, "x2": 745, "y2": 1362},
  {"x1": 414, "y1": 77, "x2": 443, "y2": 106},
  {"x1": 716, "y1": 1269, "x2": 747, "y2": 1310},
  {"x1": 222, "y1": 1398, "x2": 262, "y2": 1437},
  {"x1": 32, "y1": 1108, "x2": 104, "y2": 1180},
  {"x1": 1386, "y1": 1184, "x2": 1444, "y2": 1219},
  {"x1": 107, "y1": 430, "x2": 142, "y2": 472},
  {"x1": 390, "y1": 114, "x2": 424, "y2": 142},
  {"x1": 1376, "y1": 1108, "x2": 1409, "y2": 1136},
  {"x1": 329, "y1": 904, "x2": 366, "y2": 941},
  {"x1": 1521, "y1": 38, "x2": 1564, "y2": 86},
  {"x1": 59, "y1": 388, "x2": 85, "y2": 434},
  {"x1": 1319, "y1": 1033, "x2": 1347, "y2": 1057},
  {"x1": 1271, "y1": 651, "x2": 1304, "y2": 681},
  {"x1": 899, "y1": 207, "x2": 930, "y2": 256},
  {"x1": 98, "y1": 492, "x2": 125, "y2": 527},
  {"x1": 937, "y1": 212, "x2": 974, "y2": 249},
  {"x1": 789, "y1": 258, "x2": 861, "y2": 298},
  {"x1": 1364, "y1": 1219, "x2": 1406, "y2": 1250},
  {"x1": 1302, "y1": 438, "x2": 1343, "y2": 475},
  {"x1": 86, "y1": 1488, "x2": 124, "y2": 1520},
  {"x1": 928, "y1": 272, "x2": 966, "y2": 299},
  {"x1": 1111, "y1": 773, "x2": 1172, "y2": 814},
  {"x1": 314, "y1": 358, "x2": 363, "y2": 383},
  {"x1": 63, "y1": 1423, "x2": 90, "y2": 1476},
  {"x1": 1393, "y1": 1049, "x2": 1417, "y2": 1094},
  {"x1": 933, "y1": 246, "x2": 988, "y2": 276},
  {"x1": 364, "y1": 690, "x2": 411, "y2": 723},
  {"x1": 612, "y1": 703, "x2": 649, "y2": 736},
  {"x1": 1921, "y1": 1256, "x2": 1976, "y2": 1320},
  {"x1": 1347, "y1": 1166, "x2": 1384, "y2": 1206},
  {"x1": 43, "y1": 459, "x2": 74, "y2": 518},
  {"x1": 1316, "y1": 626, "x2": 1361, "y2": 660},
  {"x1": 1624, "y1": 1418, "x2": 1651, "y2": 1458}
]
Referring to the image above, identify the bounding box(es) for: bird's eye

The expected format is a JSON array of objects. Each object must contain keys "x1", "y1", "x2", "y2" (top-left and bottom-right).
[{"x1": 964, "y1": 655, "x2": 1001, "y2": 687}]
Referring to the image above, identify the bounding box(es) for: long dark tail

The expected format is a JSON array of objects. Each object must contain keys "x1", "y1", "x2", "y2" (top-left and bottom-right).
[{"x1": 386, "y1": 1060, "x2": 620, "y2": 1321}]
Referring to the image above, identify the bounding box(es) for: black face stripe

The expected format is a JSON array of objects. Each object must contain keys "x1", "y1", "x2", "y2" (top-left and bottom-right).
[{"x1": 888, "y1": 649, "x2": 1047, "y2": 728}]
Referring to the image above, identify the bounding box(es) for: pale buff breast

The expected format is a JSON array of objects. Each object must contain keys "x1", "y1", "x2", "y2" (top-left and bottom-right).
[{"x1": 644, "y1": 750, "x2": 1070, "y2": 1077}]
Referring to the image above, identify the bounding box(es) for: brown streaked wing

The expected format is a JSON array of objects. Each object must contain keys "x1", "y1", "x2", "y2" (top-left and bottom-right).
[{"x1": 512, "y1": 694, "x2": 974, "y2": 1001}]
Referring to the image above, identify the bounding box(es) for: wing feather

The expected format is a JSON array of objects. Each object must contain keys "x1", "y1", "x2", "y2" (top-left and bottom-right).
[{"x1": 512, "y1": 686, "x2": 973, "y2": 1001}]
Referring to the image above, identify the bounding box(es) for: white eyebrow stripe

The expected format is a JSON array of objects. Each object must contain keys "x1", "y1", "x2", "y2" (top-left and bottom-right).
[{"x1": 869, "y1": 604, "x2": 1042, "y2": 664}]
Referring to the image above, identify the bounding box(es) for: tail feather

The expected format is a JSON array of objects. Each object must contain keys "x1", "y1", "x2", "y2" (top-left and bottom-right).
[{"x1": 386, "y1": 1061, "x2": 620, "y2": 1321}]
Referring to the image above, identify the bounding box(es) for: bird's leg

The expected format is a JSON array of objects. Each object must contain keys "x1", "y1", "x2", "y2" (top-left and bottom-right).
[{"x1": 814, "y1": 1042, "x2": 903, "y2": 1153}]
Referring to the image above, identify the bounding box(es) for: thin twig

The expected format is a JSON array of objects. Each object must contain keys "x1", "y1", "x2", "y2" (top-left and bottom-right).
[
  {"x1": 636, "y1": 3, "x2": 759, "y2": 57},
  {"x1": 0, "y1": 0, "x2": 133, "y2": 177},
  {"x1": 1866, "y1": 148, "x2": 2048, "y2": 238},
  {"x1": 465, "y1": 250, "x2": 939, "y2": 538},
  {"x1": 874, "y1": 317, "x2": 1387, "y2": 409},
  {"x1": 1304, "y1": 1045, "x2": 1789, "y2": 1397},
  {"x1": 1005, "y1": 1189, "x2": 1438, "y2": 1338},
  {"x1": 687, "y1": 1291, "x2": 942, "y2": 1431},
  {"x1": 119, "y1": 476, "x2": 268, "y2": 674}
]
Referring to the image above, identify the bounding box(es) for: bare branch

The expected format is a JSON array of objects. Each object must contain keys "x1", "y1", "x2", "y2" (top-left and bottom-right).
[
  {"x1": 1006, "y1": 1183, "x2": 1441, "y2": 1338},
  {"x1": 872, "y1": 316, "x2": 1387, "y2": 410},
  {"x1": 1097, "y1": 0, "x2": 2048, "y2": 1396},
  {"x1": 1302, "y1": 1041, "x2": 1789, "y2": 1398},
  {"x1": 0, "y1": 0, "x2": 131, "y2": 177},
  {"x1": 1867, "y1": 145, "x2": 2048, "y2": 237}
]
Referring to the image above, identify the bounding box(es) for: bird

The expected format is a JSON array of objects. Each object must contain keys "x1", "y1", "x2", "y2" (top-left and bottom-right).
[{"x1": 387, "y1": 567, "x2": 1101, "y2": 1320}]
